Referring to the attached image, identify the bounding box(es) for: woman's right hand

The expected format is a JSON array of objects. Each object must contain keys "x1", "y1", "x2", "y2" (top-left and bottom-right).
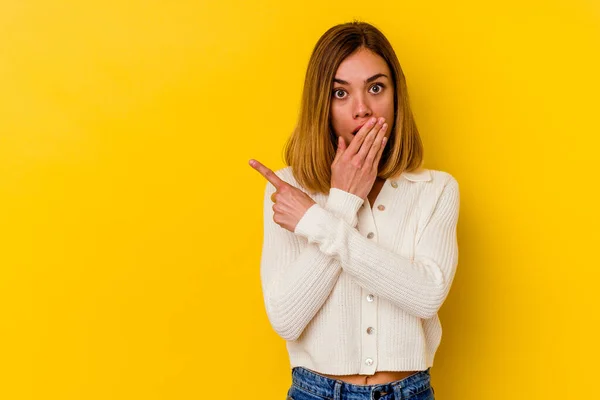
[{"x1": 330, "y1": 116, "x2": 388, "y2": 200}]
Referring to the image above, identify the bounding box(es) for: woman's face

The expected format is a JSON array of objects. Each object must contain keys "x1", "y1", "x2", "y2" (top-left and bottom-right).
[{"x1": 330, "y1": 48, "x2": 395, "y2": 147}]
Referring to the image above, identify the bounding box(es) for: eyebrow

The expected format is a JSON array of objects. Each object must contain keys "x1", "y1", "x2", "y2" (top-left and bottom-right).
[{"x1": 333, "y1": 73, "x2": 389, "y2": 85}]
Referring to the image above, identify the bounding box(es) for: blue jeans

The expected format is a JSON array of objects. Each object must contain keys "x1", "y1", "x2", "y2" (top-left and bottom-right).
[{"x1": 286, "y1": 367, "x2": 435, "y2": 400}]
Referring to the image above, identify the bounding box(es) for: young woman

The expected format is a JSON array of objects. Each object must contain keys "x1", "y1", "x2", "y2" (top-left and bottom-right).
[{"x1": 249, "y1": 21, "x2": 459, "y2": 400}]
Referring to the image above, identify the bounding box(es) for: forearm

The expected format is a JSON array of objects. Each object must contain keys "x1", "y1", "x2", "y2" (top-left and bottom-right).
[
  {"x1": 261, "y1": 181, "x2": 344, "y2": 341},
  {"x1": 294, "y1": 179, "x2": 460, "y2": 319},
  {"x1": 261, "y1": 240, "x2": 342, "y2": 341}
]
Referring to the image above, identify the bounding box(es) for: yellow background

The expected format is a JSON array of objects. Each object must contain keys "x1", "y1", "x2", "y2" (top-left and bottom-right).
[{"x1": 1, "y1": 1, "x2": 599, "y2": 398}]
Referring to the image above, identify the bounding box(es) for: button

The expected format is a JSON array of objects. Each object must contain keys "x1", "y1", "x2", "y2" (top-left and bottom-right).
[
  {"x1": 366, "y1": 327, "x2": 374, "y2": 334},
  {"x1": 367, "y1": 232, "x2": 374, "y2": 239},
  {"x1": 365, "y1": 358, "x2": 373, "y2": 366},
  {"x1": 377, "y1": 204, "x2": 385, "y2": 211},
  {"x1": 391, "y1": 181, "x2": 398, "y2": 188},
  {"x1": 366, "y1": 294, "x2": 374, "y2": 302}
]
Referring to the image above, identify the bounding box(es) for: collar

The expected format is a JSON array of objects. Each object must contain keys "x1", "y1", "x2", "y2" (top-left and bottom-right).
[{"x1": 401, "y1": 168, "x2": 432, "y2": 182}]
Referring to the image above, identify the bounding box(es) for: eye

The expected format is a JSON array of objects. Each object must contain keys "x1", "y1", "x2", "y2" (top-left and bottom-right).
[
  {"x1": 369, "y1": 83, "x2": 385, "y2": 94},
  {"x1": 332, "y1": 89, "x2": 347, "y2": 99}
]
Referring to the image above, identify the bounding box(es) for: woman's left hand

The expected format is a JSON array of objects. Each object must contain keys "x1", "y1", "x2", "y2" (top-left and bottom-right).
[{"x1": 249, "y1": 159, "x2": 316, "y2": 233}]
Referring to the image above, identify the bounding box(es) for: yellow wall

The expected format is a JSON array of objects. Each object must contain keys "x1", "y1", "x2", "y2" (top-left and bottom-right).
[{"x1": 1, "y1": 1, "x2": 599, "y2": 398}]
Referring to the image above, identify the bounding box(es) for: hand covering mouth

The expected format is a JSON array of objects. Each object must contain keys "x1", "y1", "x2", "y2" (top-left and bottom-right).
[{"x1": 352, "y1": 124, "x2": 365, "y2": 135}]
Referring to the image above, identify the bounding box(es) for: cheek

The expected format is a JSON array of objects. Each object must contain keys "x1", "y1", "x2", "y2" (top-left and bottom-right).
[
  {"x1": 376, "y1": 94, "x2": 395, "y2": 118},
  {"x1": 329, "y1": 107, "x2": 347, "y2": 134}
]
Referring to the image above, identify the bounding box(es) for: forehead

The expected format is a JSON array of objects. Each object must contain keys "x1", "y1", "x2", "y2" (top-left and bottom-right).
[{"x1": 335, "y1": 48, "x2": 390, "y2": 80}]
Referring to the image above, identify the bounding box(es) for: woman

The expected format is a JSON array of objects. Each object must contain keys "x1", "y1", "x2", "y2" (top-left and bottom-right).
[{"x1": 249, "y1": 21, "x2": 459, "y2": 400}]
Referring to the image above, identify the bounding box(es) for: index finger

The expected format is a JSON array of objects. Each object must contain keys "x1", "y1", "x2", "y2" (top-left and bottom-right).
[
  {"x1": 347, "y1": 117, "x2": 378, "y2": 154},
  {"x1": 249, "y1": 159, "x2": 286, "y2": 189}
]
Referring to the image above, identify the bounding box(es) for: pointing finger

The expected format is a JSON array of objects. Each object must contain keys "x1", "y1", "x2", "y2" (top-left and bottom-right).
[{"x1": 249, "y1": 159, "x2": 286, "y2": 190}]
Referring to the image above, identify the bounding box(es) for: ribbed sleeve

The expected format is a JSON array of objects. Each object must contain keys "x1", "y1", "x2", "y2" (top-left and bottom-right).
[
  {"x1": 293, "y1": 177, "x2": 460, "y2": 319},
  {"x1": 260, "y1": 172, "x2": 362, "y2": 340},
  {"x1": 324, "y1": 188, "x2": 364, "y2": 227}
]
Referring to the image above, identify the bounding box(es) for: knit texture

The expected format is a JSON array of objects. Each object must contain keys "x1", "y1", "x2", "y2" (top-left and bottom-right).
[{"x1": 260, "y1": 166, "x2": 460, "y2": 375}]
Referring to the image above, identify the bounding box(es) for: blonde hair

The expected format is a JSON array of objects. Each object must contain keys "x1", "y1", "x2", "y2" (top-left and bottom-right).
[{"x1": 283, "y1": 21, "x2": 424, "y2": 194}]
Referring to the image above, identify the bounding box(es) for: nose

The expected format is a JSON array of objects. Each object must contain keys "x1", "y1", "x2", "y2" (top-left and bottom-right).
[{"x1": 353, "y1": 94, "x2": 372, "y2": 119}]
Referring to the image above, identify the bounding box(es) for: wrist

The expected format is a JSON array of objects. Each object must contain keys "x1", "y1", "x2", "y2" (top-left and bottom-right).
[{"x1": 325, "y1": 188, "x2": 363, "y2": 227}]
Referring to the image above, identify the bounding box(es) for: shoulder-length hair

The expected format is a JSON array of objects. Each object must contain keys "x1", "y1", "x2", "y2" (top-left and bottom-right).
[{"x1": 283, "y1": 21, "x2": 424, "y2": 195}]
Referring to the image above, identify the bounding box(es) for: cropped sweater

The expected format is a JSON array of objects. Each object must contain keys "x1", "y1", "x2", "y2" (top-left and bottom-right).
[{"x1": 259, "y1": 166, "x2": 460, "y2": 374}]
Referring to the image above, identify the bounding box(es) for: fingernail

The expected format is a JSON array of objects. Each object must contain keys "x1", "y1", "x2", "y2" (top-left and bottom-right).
[
  {"x1": 382, "y1": 123, "x2": 388, "y2": 129},
  {"x1": 370, "y1": 117, "x2": 377, "y2": 124},
  {"x1": 249, "y1": 159, "x2": 255, "y2": 167}
]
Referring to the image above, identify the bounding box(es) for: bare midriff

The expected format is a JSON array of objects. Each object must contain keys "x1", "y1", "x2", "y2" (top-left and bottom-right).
[{"x1": 306, "y1": 369, "x2": 420, "y2": 385}]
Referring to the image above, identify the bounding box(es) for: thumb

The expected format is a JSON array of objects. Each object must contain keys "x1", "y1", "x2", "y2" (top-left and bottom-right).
[
  {"x1": 339, "y1": 136, "x2": 347, "y2": 150},
  {"x1": 334, "y1": 136, "x2": 346, "y2": 160}
]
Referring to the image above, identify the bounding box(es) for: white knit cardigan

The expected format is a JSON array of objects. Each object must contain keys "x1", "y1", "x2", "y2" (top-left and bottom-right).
[{"x1": 260, "y1": 166, "x2": 460, "y2": 374}]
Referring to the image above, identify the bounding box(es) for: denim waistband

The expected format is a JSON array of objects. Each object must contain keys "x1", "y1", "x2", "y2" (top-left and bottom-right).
[{"x1": 291, "y1": 367, "x2": 431, "y2": 400}]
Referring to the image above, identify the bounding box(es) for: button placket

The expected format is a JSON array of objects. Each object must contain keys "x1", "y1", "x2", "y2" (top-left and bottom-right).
[
  {"x1": 357, "y1": 190, "x2": 379, "y2": 375},
  {"x1": 360, "y1": 285, "x2": 378, "y2": 375}
]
